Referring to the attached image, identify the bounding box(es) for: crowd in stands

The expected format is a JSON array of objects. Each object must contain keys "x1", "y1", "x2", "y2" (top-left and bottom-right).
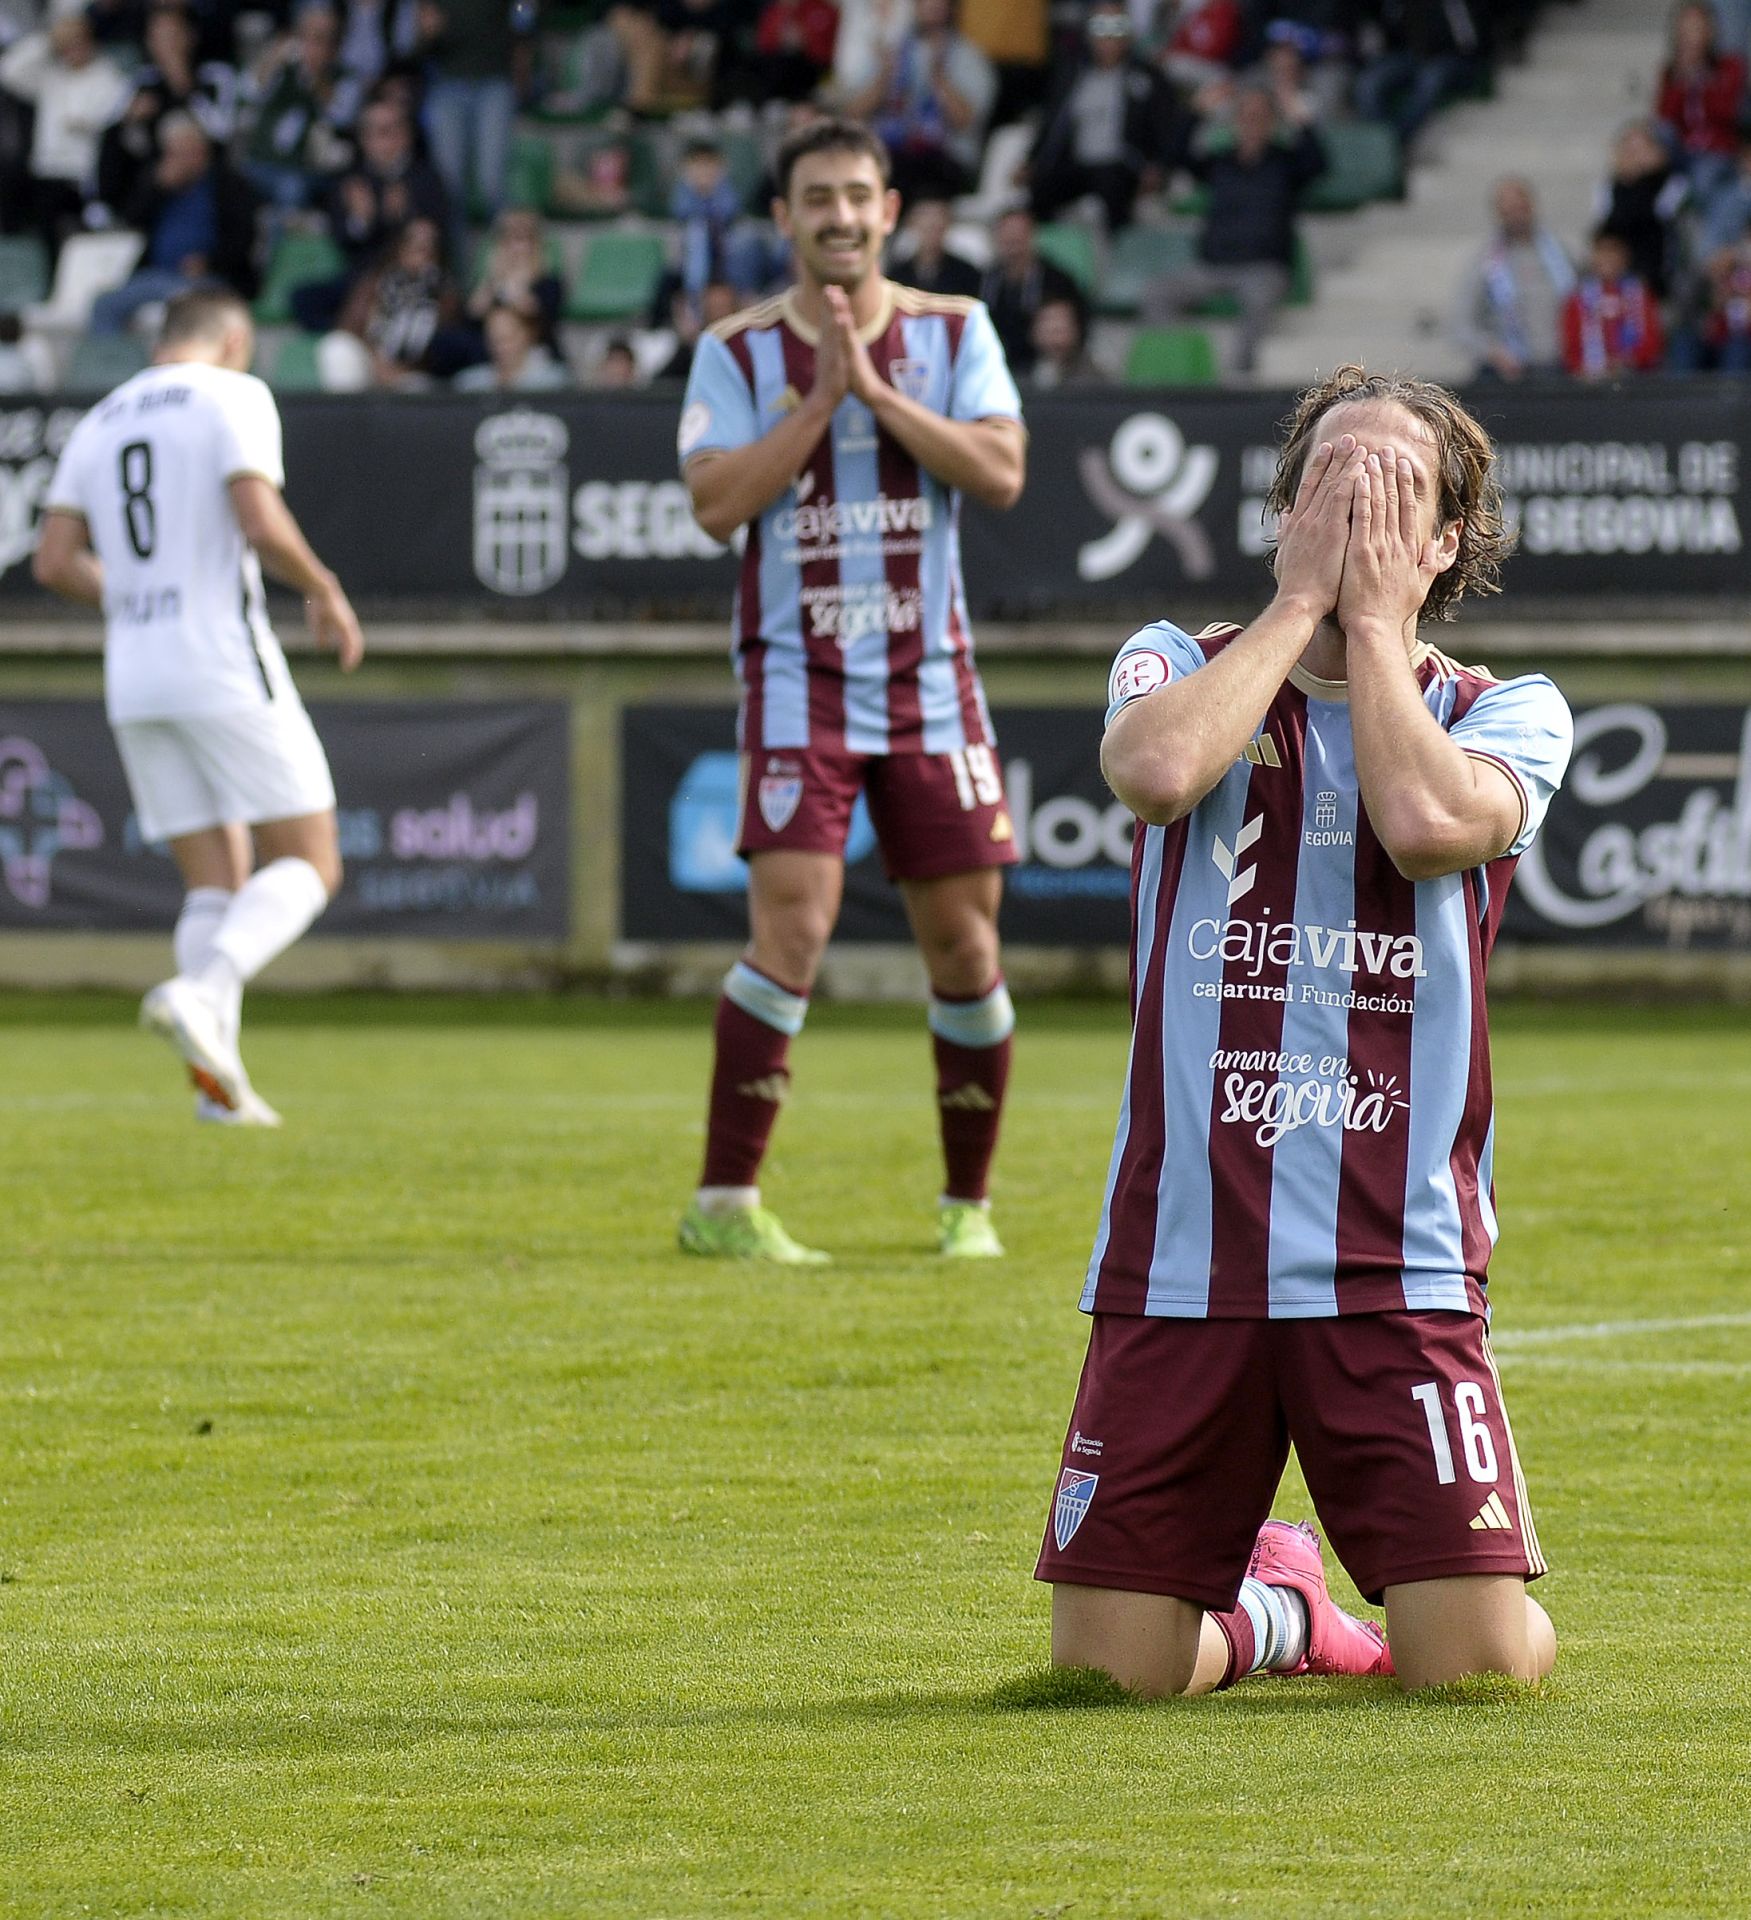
[{"x1": 4, "y1": 0, "x2": 1742, "y2": 396}]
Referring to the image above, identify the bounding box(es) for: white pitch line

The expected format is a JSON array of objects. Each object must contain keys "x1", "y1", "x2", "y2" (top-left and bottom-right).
[{"x1": 1492, "y1": 1311, "x2": 1751, "y2": 1348}]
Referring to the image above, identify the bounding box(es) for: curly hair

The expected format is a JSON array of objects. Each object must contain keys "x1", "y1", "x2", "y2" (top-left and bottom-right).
[{"x1": 1264, "y1": 364, "x2": 1515, "y2": 623}]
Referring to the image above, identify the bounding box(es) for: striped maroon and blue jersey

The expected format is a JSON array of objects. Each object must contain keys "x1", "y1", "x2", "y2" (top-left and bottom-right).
[
  {"x1": 1084, "y1": 620, "x2": 1575, "y2": 1321},
  {"x1": 677, "y1": 284, "x2": 1023, "y2": 756}
]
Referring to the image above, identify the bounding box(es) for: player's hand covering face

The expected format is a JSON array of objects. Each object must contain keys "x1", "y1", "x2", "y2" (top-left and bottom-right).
[
  {"x1": 777, "y1": 153, "x2": 899, "y2": 292},
  {"x1": 1328, "y1": 402, "x2": 1461, "y2": 636},
  {"x1": 1272, "y1": 431, "x2": 1364, "y2": 619}
]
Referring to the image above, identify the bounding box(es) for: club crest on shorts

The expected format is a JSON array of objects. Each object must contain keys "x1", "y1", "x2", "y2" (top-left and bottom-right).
[
  {"x1": 758, "y1": 761, "x2": 803, "y2": 832},
  {"x1": 1053, "y1": 1468, "x2": 1099, "y2": 1552}
]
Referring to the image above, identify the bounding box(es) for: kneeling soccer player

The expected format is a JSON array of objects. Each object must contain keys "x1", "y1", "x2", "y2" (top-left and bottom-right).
[{"x1": 1036, "y1": 367, "x2": 1574, "y2": 1694}]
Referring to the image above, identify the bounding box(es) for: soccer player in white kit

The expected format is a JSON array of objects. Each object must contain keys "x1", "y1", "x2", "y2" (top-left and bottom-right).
[{"x1": 33, "y1": 288, "x2": 364, "y2": 1124}]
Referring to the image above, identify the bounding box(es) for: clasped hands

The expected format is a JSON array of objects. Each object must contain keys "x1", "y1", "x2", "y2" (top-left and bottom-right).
[
  {"x1": 809, "y1": 283, "x2": 885, "y2": 412},
  {"x1": 1275, "y1": 431, "x2": 1445, "y2": 637}
]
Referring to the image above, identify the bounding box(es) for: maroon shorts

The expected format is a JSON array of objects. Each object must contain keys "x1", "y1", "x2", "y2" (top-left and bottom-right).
[
  {"x1": 735, "y1": 744, "x2": 1020, "y2": 883},
  {"x1": 1035, "y1": 1311, "x2": 1545, "y2": 1611}
]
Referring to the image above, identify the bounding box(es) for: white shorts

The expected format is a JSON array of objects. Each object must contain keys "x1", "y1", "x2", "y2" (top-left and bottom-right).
[{"x1": 113, "y1": 702, "x2": 337, "y2": 843}]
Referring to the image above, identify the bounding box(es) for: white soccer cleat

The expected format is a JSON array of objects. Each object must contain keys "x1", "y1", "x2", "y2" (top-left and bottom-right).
[
  {"x1": 140, "y1": 976, "x2": 248, "y2": 1112},
  {"x1": 194, "y1": 1087, "x2": 282, "y2": 1128}
]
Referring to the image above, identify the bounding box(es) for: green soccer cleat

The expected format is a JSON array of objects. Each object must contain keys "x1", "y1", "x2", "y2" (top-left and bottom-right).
[
  {"x1": 678, "y1": 1202, "x2": 830, "y2": 1264},
  {"x1": 938, "y1": 1201, "x2": 1005, "y2": 1259}
]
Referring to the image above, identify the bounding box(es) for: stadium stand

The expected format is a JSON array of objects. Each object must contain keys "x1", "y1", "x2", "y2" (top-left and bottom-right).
[{"x1": 0, "y1": 0, "x2": 1725, "y2": 392}]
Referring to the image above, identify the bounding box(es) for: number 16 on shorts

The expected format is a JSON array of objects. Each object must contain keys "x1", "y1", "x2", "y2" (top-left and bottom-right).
[{"x1": 1411, "y1": 1379, "x2": 1498, "y2": 1485}]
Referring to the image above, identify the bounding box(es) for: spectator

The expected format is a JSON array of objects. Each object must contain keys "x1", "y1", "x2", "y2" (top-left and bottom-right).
[
  {"x1": 1594, "y1": 118, "x2": 1689, "y2": 296},
  {"x1": 977, "y1": 202, "x2": 1083, "y2": 377},
  {"x1": 454, "y1": 301, "x2": 570, "y2": 390},
  {"x1": 1562, "y1": 226, "x2": 1664, "y2": 380},
  {"x1": 1161, "y1": 0, "x2": 1246, "y2": 91},
  {"x1": 1686, "y1": 238, "x2": 1751, "y2": 370},
  {"x1": 90, "y1": 113, "x2": 258, "y2": 333},
  {"x1": 550, "y1": 127, "x2": 637, "y2": 219},
  {"x1": 1451, "y1": 174, "x2": 1575, "y2": 381},
  {"x1": 653, "y1": 277, "x2": 738, "y2": 380},
  {"x1": 96, "y1": 1, "x2": 238, "y2": 215},
  {"x1": 1657, "y1": 1, "x2": 1747, "y2": 199},
  {"x1": 608, "y1": 0, "x2": 742, "y2": 116},
  {"x1": 671, "y1": 137, "x2": 744, "y2": 307},
  {"x1": 464, "y1": 203, "x2": 563, "y2": 347},
  {"x1": 1698, "y1": 128, "x2": 1751, "y2": 257},
  {"x1": 292, "y1": 94, "x2": 450, "y2": 329},
  {"x1": 1352, "y1": 0, "x2": 1484, "y2": 149},
  {"x1": 0, "y1": 14, "x2": 128, "y2": 261},
  {"x1": 848, "y1": 0, "x2": 996, "y2": 202},
  {"x1": 1027, "y1": 0, "x2": 1188, "y2": 234},
  {"x1": 1141, "y1": 85, "x2": 1325, "y2": 375},
  {"x1": 240, "y1": 5, "x2": 361, "y2": 215},
  {"x1": 1027, "y1": 295, "x2": 1099, "y2": 388},
  {"x1": 959, "y1": 0, "x2": 1048, "y2": 123},
  {"x1": 337, "y1": 0, "x2": 423, "y2": 89},
  {"x1": 418, "y1": 0, "x2": 529, "y2": 238},
  {"x1": 830, "y1": 0, "x2": 911, "y2": 102},
  {"x1": 1252, "y1": 21, "x2": 1335, "y2": 127},
  {"x1": 594, "y1": 336, "x2": 640, "y2": 387},
  {"x1": 322, "y1": 212, "x2": 463, "y2": 386},
  {"x1": 733, "y1": 0, "x2": 839, "y2": 103},
  {"x1": 892, "y1": 193, "x2": 980, "y2": 298}
]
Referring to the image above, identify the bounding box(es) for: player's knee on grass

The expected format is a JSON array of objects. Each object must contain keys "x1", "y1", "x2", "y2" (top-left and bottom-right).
[
  {"x1": 1384, "y1": 1575, "x2": 1555, "y2": 1690},
  {"x1": 1050, "y1": 1584, "x2": 1208, "y2": 1699}
]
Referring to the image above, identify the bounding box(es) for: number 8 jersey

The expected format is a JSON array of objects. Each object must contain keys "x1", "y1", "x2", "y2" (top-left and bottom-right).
[{"x1": 46, "y1": 363, "x2": 291, "y2": 722}]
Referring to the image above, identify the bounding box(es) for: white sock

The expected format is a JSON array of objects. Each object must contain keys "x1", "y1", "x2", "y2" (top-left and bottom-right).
[
  {"x1": 198, "y1": 857, "x2": 329, "y2": 991},
  {"x1": 696, "y1": 1185, "x2": 760, "y2": 1216},
  {"x1": 1235, "y1": 1576, "x2": 1310, "y2": 1675},
  {"x1": 174, "y1": 888, "x2": 231, "y2": 975}
]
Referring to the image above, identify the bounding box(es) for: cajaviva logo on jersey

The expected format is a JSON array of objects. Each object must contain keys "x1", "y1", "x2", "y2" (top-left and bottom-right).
[
  {"x1": 1077, "y1": 413, "x2": 1219, "y2": 582},
  {"x1": 0, "y1": 736, "x2": 103, "y2": 908}
]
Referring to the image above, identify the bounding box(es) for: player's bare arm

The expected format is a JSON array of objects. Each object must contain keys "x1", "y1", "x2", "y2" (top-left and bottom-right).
[
  {"x1": 1101, "y1": 435, "x2": 1363, "y2": 824},
  {"x1": 229, "y1": 475, "x2": 365, "y2": 672},
  {"x1": 32, "y1": 509, "x2": 105, "y2": 607},
  {"x1": 1338, "y1": 445, "x2": 1522, "y2": 880},
  {"x1": 683, "y1": 396, "x2": 843, "y2": 544},
  {"x1": 825, "y1": 284, "x2": 1026, "y2": 510}
]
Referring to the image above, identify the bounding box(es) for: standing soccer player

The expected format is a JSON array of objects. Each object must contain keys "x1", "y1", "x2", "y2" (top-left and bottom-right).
[
  {"x1": 34, "y1": 288, "x2": 364, "y2": 1125},
  {"x1": 1036, "y1": 367, "x2": 1575, "y2": 1694},
  {"x1": 675, "y1": 119, "x2": 1028, "y2": 1264}
]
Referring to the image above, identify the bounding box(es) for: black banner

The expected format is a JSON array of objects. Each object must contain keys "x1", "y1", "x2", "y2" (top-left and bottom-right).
[
  {"x1": 0, "y1": 699, "x2": 571, "y2": 936},
  {"x1": 621, "y1": 703, "x2": 1132, "y2": 947},
  {"x1": 4, "y1": 381, "x2": 1748, "y2": 617},
  {"x1": 1502, "y1": 701, "x2": 1751, "y2": 949},
  {"x1": 624, "y1": 699, "x2": 1751, "y2": 952}
]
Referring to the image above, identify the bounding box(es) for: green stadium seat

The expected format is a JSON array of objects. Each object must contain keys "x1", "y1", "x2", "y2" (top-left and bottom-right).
[
  {"x1": 1123, "y1": 325, "x2": 1219, "y2": 388},
  {"x1": 504, "y1": 132, "x2": 555, "y2": 215},
  {"x1": 1099, "y1": 226, "x2": 1198, "y2": 315},
  {"x1": 66, "y1": 333, "x2": 150, "y2": 391},
  {"x1": 269, "y1": 331, "x2": 325, "y2": 391},
  {"x1": 566, "y1": 229, "x2": 666, "y2": 320},
  {"x1": 1192, "y1": 234, "x2": 1314, "y2": 316},
  {"x1": 719, "y1": 128, "x2": 766, "y2": 208},
  {"x1": 1034, "y1": 222, "x2": 1098, "y2": 296},
  {"x1": 0, "y1": 234, "x2": 49, "y2": 311},
  {"x1": 254, "y1": 229, "x2": 346, "y2": 324},
  {"x1": 1303, "y1": 122, "x2": 1403, "y2": 212}
]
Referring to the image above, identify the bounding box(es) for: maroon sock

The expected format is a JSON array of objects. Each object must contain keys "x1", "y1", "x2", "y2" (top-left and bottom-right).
[
  {"x1": 932, "y1": 1029, "x2": 1013, "y2": 1203},
  {"x1": 700, "y1": 985, "x2": 801, "y2": 1190},
  {"x1": 1208, "y1": 1604, "x2": 1255, "y2": 1691}
]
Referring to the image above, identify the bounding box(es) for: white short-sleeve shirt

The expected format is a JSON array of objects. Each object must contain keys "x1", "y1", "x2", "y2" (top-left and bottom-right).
[{"x1": 46, "y1": 361, "x2": 296, "y2": 723}]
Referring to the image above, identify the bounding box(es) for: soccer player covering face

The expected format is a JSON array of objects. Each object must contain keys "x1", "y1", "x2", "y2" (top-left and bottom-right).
[
  {"x1": 676, "y1": 120, "x2": 1028, "y2": 1263},
  {"x1": 35, "y1": 289, "x2": 364, "y2": 1126},
  {"x1": 1037, "y1": 368, "x2": 1575, "y2": 1694}
]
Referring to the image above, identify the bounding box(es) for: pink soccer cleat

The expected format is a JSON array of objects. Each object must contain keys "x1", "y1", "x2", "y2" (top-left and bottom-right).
[{"x1": 1249, "y1": 1519, "x2": 1395, "y2": 1679}]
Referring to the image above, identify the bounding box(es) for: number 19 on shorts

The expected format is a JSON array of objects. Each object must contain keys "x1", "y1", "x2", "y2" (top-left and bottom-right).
[{"x1": 1411, "y1": 1380, "x2": 1499, "y2": 1485}]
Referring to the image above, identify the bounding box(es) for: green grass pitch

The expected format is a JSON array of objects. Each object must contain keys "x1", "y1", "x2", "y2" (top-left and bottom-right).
[{"x1": 2, "y1": 993, "x2": 1748, "y2": 1918}]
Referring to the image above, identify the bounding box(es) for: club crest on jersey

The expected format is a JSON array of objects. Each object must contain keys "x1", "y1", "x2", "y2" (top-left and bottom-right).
[
  {"x1": 758, "y1": 762, "x2": 803, "y2": 832},
  {"x1": 1053, "y1": 1469, "x2": 1099, "y2": 1551},
  {"x1": 888, "y1": 358, "x2": 931, "y2": 402},
  {"x1": 472, "y1": 411, "x2": 570, "y2": 596}
]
